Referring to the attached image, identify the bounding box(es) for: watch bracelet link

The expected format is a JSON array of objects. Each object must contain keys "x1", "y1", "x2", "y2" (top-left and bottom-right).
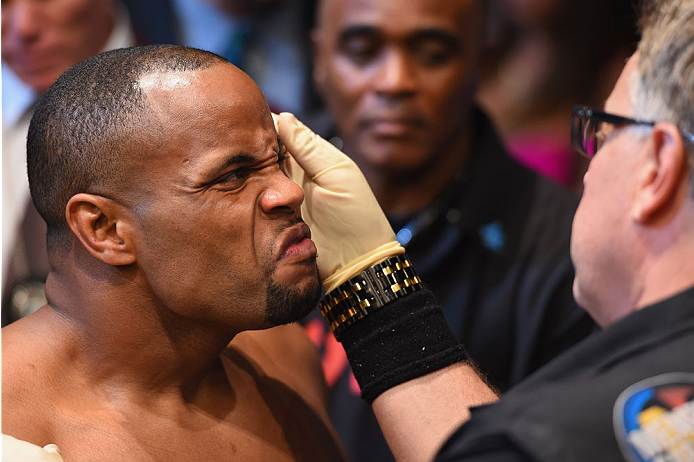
[{"x1": 319, "y1": 254, "x2": 424, "y2": 337}]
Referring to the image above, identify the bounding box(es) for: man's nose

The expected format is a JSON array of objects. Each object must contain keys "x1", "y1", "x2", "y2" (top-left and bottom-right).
[
  {"x1": 373, "y1": 49, "x2": 417, "y2": 97},
  {"x1": 259, "y1": 171, "x2": 305, "y2": 215},
  {"x1": 3, "y1": 1, "x2": 42, "y2": 44}
]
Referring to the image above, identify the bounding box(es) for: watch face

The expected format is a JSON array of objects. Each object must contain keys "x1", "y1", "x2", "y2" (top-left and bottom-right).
[{"x1": 613, "y1": 373, "x2": 694, "y2": 462}]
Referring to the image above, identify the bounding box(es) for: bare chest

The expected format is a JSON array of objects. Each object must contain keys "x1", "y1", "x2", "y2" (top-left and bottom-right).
[{"x1": 49, "y1": 391, "x2": 344, "y2": 462}]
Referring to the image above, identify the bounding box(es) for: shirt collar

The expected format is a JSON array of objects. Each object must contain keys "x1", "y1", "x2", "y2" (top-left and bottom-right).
[
  {"x1": 2, "y1": 63, "x2": 38, "y2": 128},
  {"x1": 593, "y1": 283, "x2": 694, "y2": 371}
]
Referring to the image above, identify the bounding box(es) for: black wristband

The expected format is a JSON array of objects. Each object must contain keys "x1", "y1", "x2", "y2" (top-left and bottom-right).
[{"x1": 339, "y1": 289, "x2": 468, "y2": 403}]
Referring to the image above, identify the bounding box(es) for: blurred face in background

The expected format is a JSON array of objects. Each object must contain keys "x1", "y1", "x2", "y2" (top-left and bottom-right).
[
  {"x1": 498, "y1": 0, "x2": 562, "y2": 28},
  {"x1": 313, "y1": 0, "x2": 484, "y2": 173},
  {"x1": 1, "y1": 0, "x2": 114, "y2": 93}
]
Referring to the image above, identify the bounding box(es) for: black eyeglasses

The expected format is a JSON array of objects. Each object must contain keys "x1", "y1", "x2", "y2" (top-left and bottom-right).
[
  {"x1": 571, "y1": 105, "x2": 694, "y2": 158},
  {"x1": 571, "y1": 106, "x2": 656, "y2": 158}
]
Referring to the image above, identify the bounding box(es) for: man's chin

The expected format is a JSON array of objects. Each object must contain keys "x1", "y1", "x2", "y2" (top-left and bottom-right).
[
  {"x1": 264, "y1": 272, "x2": 323, "y2": 326},
  {"x1": 11, "y1": 64, "x2": 61, "y2": 94},
  {"x1": 272, "y1": 254, "x2": 319, "y2": 284}
]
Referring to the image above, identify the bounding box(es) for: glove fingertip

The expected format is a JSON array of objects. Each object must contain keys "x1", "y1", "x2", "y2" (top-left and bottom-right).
[{"x1": 278, "y1": 111, "x2": 298, "y2": 124}]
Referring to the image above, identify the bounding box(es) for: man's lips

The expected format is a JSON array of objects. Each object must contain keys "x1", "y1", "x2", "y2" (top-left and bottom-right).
[
  {"x1": 5, "y1": 48, "x2": 57, "y2": 74},
  {"x1": 278, "y1": 222, "x2": 317, "y2": 261},
  {"x1": 361, "y1": 117, "x2": 425, "y2": 137}
]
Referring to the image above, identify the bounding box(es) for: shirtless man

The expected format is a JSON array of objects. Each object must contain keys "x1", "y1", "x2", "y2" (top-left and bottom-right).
[{"x1": 1, "y1": 44, "x2": 346, "y2": 462}]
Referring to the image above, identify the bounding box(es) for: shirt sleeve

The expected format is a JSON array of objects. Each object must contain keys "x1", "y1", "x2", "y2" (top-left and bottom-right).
[{"x1": 434, "y1": 431, "x2": 535, "y2": 462}]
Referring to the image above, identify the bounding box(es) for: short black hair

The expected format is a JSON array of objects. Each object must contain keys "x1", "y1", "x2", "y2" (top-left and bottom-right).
[{"x1": 27, "y1": 44, "x2": 228, "y2": 247}]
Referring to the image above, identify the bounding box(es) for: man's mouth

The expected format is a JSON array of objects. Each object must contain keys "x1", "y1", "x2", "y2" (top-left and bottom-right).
[
  {"x1": 360, "y1": 114, "x2": 425, "y2": 138},
  {"x1": 277, "y1": 222, "x2": 317, "y2": 262},
  {"x1": 368, "y1": 119, "x2": 420, "y2": 137}
]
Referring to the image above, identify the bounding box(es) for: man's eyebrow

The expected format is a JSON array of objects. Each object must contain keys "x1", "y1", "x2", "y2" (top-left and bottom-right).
[
  {"x1": 338, "y1": 25, "x2": 380, "y2": 44},
  {"x1": 338, "y1": 25, "x2": 459, "y2": 48},
  {"x1": 410, "y1": 28, "x2": 459, "y2": 47},
  {"x1": 213, "y1": 139, "x2": 284, "y2": 173},
  {"x1": 215, "y1": 153, "x2": 258, "y2": 172}
]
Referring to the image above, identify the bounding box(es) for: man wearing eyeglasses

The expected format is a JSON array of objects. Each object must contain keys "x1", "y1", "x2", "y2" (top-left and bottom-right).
[
  {"x1": 570, "y1": 86, "x2": 694, "y2": 328},
  {"x1": 274, "y1": 0, "x2": 694, "y2": 460}
]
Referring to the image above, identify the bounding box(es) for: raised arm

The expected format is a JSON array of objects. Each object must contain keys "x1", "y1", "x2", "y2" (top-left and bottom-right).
[{"x1": 275, "y1": 112, "x2": 498, "y2": 462}]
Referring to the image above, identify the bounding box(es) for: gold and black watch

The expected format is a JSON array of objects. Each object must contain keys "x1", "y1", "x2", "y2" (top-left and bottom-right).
[{"x1": 319, "y1": 254, "x2": 424, "y2": 337}]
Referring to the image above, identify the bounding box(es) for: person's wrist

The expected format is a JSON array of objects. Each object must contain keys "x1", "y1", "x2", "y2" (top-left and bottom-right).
[
  {"x1": 336, "y1": 288, "x2": 468, "y2": 403},
  {"x1": 317, "y1": 254, "x2": 467, "y2": 403},
  {"x1": 320, "y1": 252, "x2": 420, "y2": 337},
  {"x1": 322, "y1": 241, "x2": 405, "y2": 293}
]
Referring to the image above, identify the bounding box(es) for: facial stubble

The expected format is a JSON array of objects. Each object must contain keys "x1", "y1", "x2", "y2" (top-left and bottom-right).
[{"x1": 264, "y1": 257, "x2": 323, "y2": 326}]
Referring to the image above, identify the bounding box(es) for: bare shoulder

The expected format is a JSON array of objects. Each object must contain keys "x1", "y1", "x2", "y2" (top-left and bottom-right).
[
  {"x1": 2, "y1": 313, "x2": 56, "y2": 401},
  {"x1": 224, "y1": 324, "x2": 347, "y2": 461},
  {"x1": 229, "y1": 323, "x2": 328, "y2": 407},
  {"x1": 2, "y1": 308, "x2": 71, "y2": 445}
]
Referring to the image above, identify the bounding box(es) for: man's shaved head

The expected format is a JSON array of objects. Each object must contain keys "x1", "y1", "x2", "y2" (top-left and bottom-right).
[{"x1": 27, "y1": 45, "x2": 227, "y2": 247}]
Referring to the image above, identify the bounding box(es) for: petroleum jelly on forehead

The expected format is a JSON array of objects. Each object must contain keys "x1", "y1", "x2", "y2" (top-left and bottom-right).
[{"x1": 137, "y1": 72, "x2": 193, "y2": 92}]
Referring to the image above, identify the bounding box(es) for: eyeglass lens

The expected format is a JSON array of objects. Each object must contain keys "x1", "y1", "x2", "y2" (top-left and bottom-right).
[{"x1": 581, "y1": 118, "x2": 606, "y2": 157}]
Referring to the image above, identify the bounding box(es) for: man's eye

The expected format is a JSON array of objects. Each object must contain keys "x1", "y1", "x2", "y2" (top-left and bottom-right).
[
  {"x1": 277, "y1": 154, "x2": 289, "y2": 175},
  {"x1": 218, "y1": 168, "x2": 250, "y2": 185},
  {"x1": 414, "y1": 42, "x2": 455, "y2": 66},
  {"x1": 341, "y1": 37, "x2": 380, "y2": 64}
]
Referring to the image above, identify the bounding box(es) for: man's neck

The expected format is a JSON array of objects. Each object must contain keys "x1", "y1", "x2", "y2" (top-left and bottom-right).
[
  {"x1": 350, "y1": 131, "x2": 472, "y2": 218},
  {"x1": 43, "y1": 268, "x2": 237, "y2": 401},
  {"x1": 601, "y1": 200, "x2": 694, "y2": 327},
  {"x1": 634, "y1": 210, "x2": 694, "y2": 315}
]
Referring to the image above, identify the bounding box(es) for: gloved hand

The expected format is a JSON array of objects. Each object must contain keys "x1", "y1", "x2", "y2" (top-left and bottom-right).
[
  {"x1": 2, "y1": 434, "x2": 64, "y2": 462},
  {"x1": 274, "y1": 112, "x2": 404, "y2": 293}
]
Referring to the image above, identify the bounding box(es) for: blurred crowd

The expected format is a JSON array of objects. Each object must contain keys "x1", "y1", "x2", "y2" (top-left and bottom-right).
[
  {"x1": 477, "y1": 0, "x2": 638, "y2": 191},
  {"x1": 1, "y1": 0, "x2": 640, "y2": 460},
  {"x1": 1, "y1": 0, "x2": 638, "y2": 319}
]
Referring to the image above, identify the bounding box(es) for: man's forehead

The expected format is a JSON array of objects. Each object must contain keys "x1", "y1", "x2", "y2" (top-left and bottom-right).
[
  {"x1": 137, "y1": 71, "x2": 195, "y2": 93},
  {"x1": 605, "y1": 53, "x2": 639, "y2": 116},
  {"x1": 320, "y1": 0, "x2": 479, "y2": 29},
  {"x1": 138, "y1": 64, "x2": 262, "y2": 120},
  {"x1": 128, "y1": 63, "x2": 274, "y2": 166}
]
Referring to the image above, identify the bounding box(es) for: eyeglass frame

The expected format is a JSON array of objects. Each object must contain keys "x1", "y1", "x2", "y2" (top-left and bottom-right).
[{"x1": 571, "y1": 105, "x2": 694, "y2": 159}]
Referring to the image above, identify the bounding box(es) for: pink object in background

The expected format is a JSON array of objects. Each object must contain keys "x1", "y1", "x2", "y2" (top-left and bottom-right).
[{"x1": 507, "y1": 132, "x2": 576, "y2": 188}]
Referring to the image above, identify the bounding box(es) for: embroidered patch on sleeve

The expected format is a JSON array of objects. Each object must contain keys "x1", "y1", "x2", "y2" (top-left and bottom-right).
[{"x1": 613, "y1": 373, "x2": 694, "y2": 462}]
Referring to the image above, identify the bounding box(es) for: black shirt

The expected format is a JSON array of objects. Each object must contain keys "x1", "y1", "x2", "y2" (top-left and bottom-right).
[
  {"x1": 305, "y1": 108, "x2": 597, "y2": 462},
  {"x1": 436, "y1": 284, "x2": 694, "y2": 462}
]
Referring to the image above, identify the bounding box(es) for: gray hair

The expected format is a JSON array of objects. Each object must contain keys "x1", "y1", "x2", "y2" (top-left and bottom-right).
[{"x1": 629, "y1": 0, "x2": 694, "y2": 195}]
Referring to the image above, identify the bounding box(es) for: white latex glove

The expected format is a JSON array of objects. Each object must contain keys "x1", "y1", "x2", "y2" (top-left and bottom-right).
[
  {"x1": 2, "y1": 434, "x2": 64, "y2": 462},
  {"x1": 274, "y1": 112, "x2": 405, "y2": 293}
]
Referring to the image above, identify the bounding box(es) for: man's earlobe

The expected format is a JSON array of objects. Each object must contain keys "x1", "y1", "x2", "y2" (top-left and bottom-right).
[
  {"x1": 65, "y1": 194, "x2": 136, "y2": 266},
  {"x1": 632, "y1": 123, "x2": 688, "y2": 224}
]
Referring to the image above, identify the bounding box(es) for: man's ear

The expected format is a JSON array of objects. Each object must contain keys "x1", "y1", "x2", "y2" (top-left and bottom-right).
[
  {"x1": 631, "y1": 123, "x2": 688, "y2": 223},
  {"x1": 65, "y1": 193, "x2": 136, "y2": 266}
]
